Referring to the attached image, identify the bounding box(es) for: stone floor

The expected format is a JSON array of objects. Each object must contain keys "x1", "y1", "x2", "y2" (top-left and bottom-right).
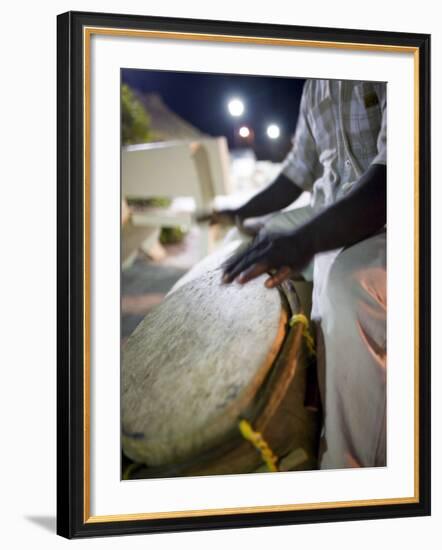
[
  {"x1": 122, "y1": 259, "x2": 187, "y2": 340},
  {"x1": 121, "y1": 227, "x2": 206, "y2": 341}
]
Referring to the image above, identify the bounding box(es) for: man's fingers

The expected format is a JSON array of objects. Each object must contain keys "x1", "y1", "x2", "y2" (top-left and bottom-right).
[
  {"x1": 237, "y1": 262, "x2": 269, "y2": 284},
  {"x1": 264, "y1": 266, "x2": 292, "y2": 288},
  {"x1": 222, "y1": 248, "x2": 266, "y2": 283},
  {"x1": 222, "y1": 239, "x2": 267, "y2": 278},
  {"x1": 194, "y1": 211, "x2": 212, "y2": 223},
  {"x1": 195, "y1": 211, "x2": 223, "y2": 224},
  {"x1": 195, "y1": 210, "x2": 235, "y2": 226},
  {"x1": 221, "y1": 247, "x2": 251, "y2": 278}
]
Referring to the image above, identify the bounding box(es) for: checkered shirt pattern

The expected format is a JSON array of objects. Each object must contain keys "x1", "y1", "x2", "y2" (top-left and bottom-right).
[{"x1": 281, "y1": 79, "x2": 386, "y2": 211}]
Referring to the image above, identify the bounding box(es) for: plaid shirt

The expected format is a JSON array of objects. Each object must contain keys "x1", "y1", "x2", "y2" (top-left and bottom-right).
[{"x1": 281, "y1": 79, "x2": 387, "y2": 211}]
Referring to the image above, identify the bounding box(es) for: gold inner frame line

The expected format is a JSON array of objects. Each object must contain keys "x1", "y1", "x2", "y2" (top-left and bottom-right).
[{"x1": 82, "y1": 26, "x2": 420, "y2": 524}]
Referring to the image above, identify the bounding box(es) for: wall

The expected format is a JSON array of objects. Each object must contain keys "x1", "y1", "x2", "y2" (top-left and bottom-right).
[{"x1": 0, "y1": 1, "x2": 439, "y2": 548}]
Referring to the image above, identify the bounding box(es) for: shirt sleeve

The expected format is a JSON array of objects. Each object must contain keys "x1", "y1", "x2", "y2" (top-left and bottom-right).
[
  {"x1": 280, "y1": 80, "x2": 320, "y2": 191},
  {"x1": 370, "y1": 83, "x2": 387, "y2": 166}
]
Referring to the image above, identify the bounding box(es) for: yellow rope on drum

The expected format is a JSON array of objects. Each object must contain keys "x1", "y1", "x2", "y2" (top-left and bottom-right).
[
  {"x1": 238, "y1": 419, "x2": 279, "y2": 472},
  {"x1": 237, "y1": 314, "x2": 315, "y2": 472},
  {"x1": 289, "y1": 313, "x2": 316, "y2": 357}
]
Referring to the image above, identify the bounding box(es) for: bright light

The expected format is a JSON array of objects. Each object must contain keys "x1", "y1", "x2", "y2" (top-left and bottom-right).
[
  {"x1": 239, "y1": 126, "x2": 250, "y2": 138},
  {"x1": 228, "y1": 98, "x2": 245, "y2": 117},
  {"x1": 266, "y1": 124, "x2": 280, "y2": 139}
]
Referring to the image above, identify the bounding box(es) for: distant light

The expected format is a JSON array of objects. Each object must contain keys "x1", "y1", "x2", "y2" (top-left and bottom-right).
[
  {"x1": 239, "y1": 126, "x2": 250, "y2": 138},
  {"x1": 266, "y1": 124, "x2": 280, "y2": 139},
  {"x1": 228, "y1": 98, "x2": 245, "y2": 117}
]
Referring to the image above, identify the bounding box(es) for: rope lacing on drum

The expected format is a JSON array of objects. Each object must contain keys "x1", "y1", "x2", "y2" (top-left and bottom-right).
[
  {"x1": 238, "y1": 419, "x2": 279, "y2": 472},
  {"x1": 238, "y1": 314, "x2": 315, "y2": 473},
  {"x1": 289, "y1": 313, "x2": 316, "y2": 358}
]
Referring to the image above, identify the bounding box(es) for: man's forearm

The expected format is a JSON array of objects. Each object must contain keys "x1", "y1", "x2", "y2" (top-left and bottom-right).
[
  {"x1": 297, "y1": 164, "x2": 386, "y2": 255},
  {"x1": 236, "y1": 173, "x2": 303, "y2": 219}
]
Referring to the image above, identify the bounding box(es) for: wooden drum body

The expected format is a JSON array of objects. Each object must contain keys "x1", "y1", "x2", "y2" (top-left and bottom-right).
[{"x1": 122, "y1": 241, "x2": 320, "y2": 478}]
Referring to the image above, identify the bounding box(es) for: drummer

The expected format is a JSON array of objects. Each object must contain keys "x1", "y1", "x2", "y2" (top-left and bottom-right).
[{"x1": 204, "y1": 79, "x2": 387, "y2": 470}]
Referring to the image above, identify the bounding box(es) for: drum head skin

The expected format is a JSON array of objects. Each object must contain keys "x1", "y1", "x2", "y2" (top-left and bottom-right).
[{"x1": 122, "y1": 248, "x2": 287, "y2": 467}]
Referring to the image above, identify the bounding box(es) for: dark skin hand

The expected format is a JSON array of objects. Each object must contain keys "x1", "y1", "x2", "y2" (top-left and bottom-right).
[
  {"x1": 222, "y1": 163, "x2": 387, "y2": 288},
  {"x1": 196, "y1": 172, "x2": 303, "y2": 231}
]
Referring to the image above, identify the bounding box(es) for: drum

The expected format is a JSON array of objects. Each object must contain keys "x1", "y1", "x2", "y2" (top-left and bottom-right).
[{"x1": 122, "y1": 240, "x2": 320, "y2": 478}]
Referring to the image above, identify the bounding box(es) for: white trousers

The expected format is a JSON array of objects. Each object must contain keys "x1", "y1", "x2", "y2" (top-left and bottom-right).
[
  {"x1": 224, "y1": 207, "x2": 387, "y2": 469},
  {"x1": 314, "y1": 230, "x2": 386, "y2": 469}
]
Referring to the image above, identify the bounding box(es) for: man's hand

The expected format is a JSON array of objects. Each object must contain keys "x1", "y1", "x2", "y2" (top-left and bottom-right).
[
  {"x1": 196, "y1": 209, "x2": 263, "y2": 237},
  {"x1": 196, "y1": 173, "x2": 303, "y2": 230},
  {"x1": 221, "y1": 164, "x2": 387, "y2": 289},
  {"x1": 222, "y1": 230, "x2": 313, "y2": 288},
  {"x1": 195, "y1": 209, "x2": 238, "y2": 226}
]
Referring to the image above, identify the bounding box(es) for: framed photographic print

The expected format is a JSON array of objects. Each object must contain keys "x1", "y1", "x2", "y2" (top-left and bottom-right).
[{"x1": 57, "y1": 10, "x2": 431, "y2": 538}]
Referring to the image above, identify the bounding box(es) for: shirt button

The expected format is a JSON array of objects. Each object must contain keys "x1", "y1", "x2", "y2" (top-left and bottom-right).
[{"x1": 345, "y1": 159, "x2": 351, "y2": 166}]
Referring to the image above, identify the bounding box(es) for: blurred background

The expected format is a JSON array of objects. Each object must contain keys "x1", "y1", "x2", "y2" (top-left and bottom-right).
[{"x1": 121, "y1": 69, "x2": 308, "y2": 342}]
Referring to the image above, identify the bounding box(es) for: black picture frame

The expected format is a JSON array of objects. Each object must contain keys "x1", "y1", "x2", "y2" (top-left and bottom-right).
[{"x1": 57, "y1": 10, "x2": 431, "y2": 539}]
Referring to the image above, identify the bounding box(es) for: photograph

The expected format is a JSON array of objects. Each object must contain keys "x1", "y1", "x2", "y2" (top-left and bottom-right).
[
  {"x1": 120, "y1": 70, "x2": 388, "y2": 479},
  {"x1": 56, "y1": 11, "x2": 430, "y2": 538}
]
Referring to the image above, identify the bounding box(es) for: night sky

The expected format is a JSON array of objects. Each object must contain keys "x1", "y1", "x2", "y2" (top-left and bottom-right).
[{"x1": 122, "y1": 69, "x2": 305, "y2": 161}]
